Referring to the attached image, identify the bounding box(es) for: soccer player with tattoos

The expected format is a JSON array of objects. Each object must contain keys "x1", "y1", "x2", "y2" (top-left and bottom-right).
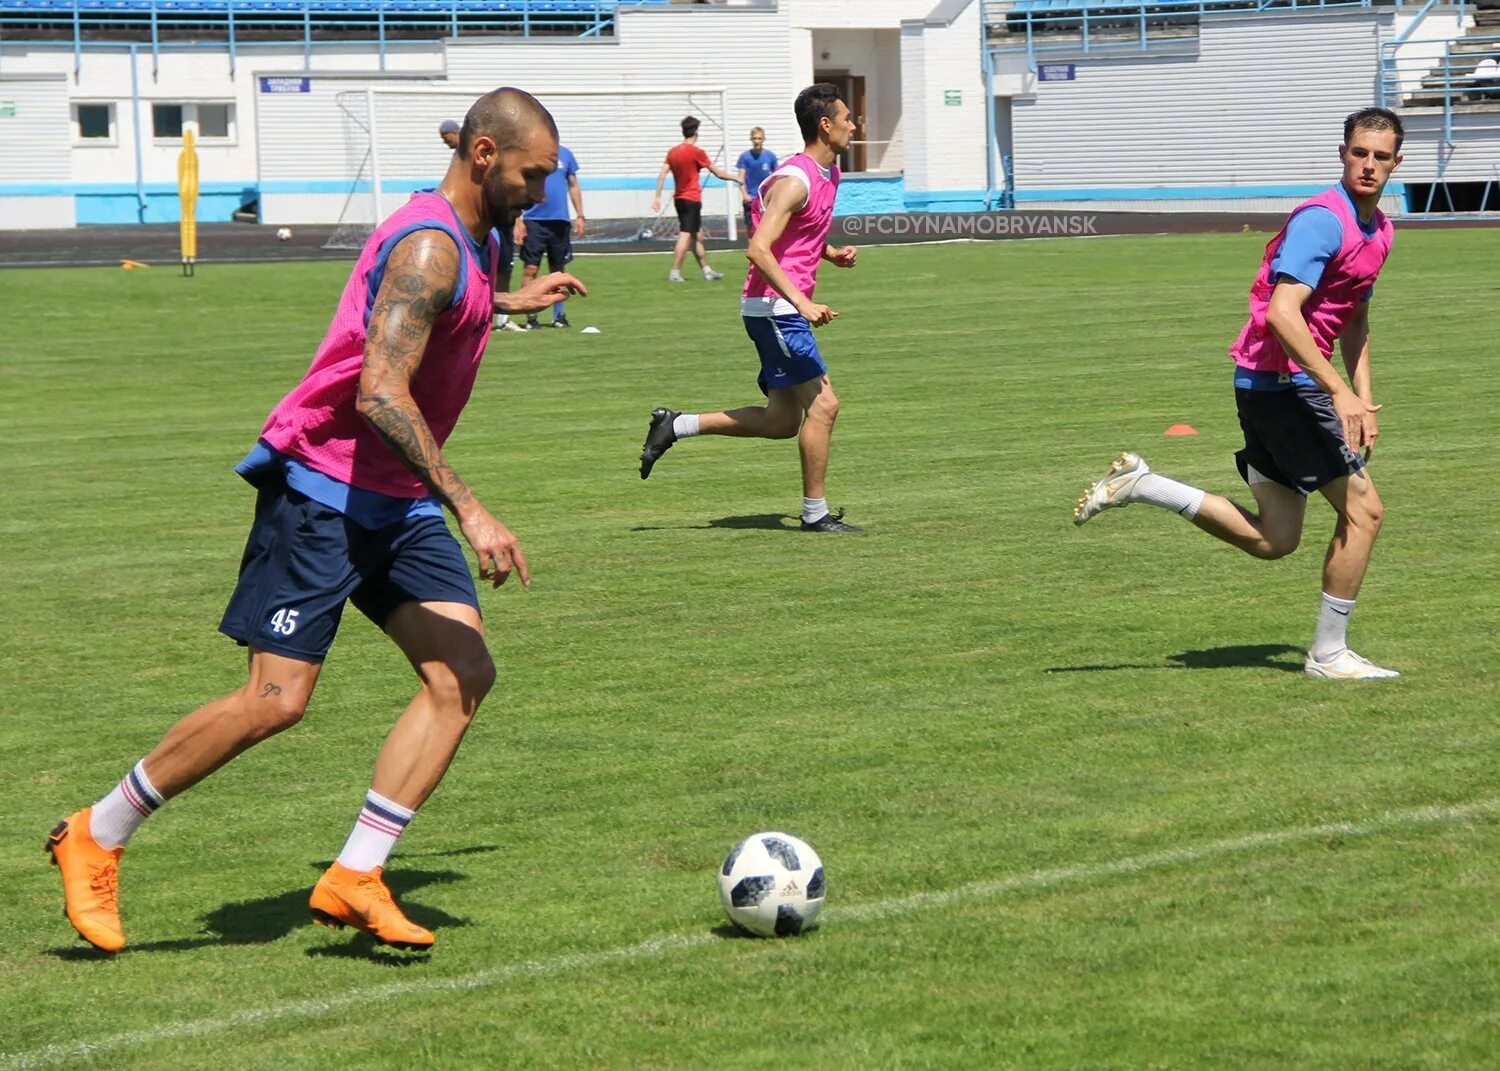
[{"x1": 46, "y1": 88, "x2": 584, "y2": 952}]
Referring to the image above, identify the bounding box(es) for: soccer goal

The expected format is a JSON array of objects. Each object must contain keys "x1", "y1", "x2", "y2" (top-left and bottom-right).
[{"x1": 324, "y1": 85, "x2": 736, "y2": 250}]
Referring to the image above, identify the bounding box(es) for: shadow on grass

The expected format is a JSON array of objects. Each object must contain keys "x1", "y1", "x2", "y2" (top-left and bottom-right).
[
  {"x1": 394, "y1": 843, "x2": 500, "y2": 860},
  {"x1": 710, "y1": 923, "x2": 760, "y2": 940},
  {"x1": 303, "y1": 934, "x2": 432, "y2": 966},
  {"x1": 197, "y1": 863, "x2": 470, "y2": 947},
  {"x1": 631, "y1": 513, "x2": 796, "y2": 533},
  {"x1": 1046, "y1": 644, "x2": 1304, "y2": 675},
  {"x1": 709, "y1": 922, "x2": 823, "y2": 940},
  {"x1": 45, "y1": 859, "x2": 479, "y2": 960}
]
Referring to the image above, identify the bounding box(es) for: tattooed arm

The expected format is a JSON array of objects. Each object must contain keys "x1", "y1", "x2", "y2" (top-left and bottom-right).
[{"x1": 355, "y1": 229, "x2": 530, "y2": 587}]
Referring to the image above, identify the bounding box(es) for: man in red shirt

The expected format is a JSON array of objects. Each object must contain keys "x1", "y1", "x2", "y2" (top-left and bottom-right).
[{"x1": 651, "y1": 115, "x2": 741, "y2": 283}]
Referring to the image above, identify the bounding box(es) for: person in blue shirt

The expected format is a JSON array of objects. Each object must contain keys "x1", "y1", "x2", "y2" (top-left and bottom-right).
[
  {"x1": 1267, "y1": 181, "x2": 1378, "y2": 317},
  {"x1": 735, "y1": 126, "x2": 778, "y2": 238},
  {"x1": 519, "y1": 144, "x2": 584, "y2": 329}
]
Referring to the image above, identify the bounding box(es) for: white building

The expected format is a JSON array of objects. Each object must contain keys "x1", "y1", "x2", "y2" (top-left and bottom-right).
[{"x1": 0, "y1": 0, "x2": 1495, "y2": 228}]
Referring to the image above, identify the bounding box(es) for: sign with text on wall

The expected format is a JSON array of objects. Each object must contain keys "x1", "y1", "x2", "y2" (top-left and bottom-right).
[
  {"x1": 944, "y1": 90, "x2": 962, "y2": 106},
  {"x1": 1037, "y1": 64, "x2": 1076, "y2": 82},
  {"x1": 0, "y1": 101, "x2": 16, "y2": 118},
  {"x1": 259, "y1": 77, "x2": 311, "y2": 93}
]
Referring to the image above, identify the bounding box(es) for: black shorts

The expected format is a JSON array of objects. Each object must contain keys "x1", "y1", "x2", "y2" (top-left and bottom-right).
[
  {"x1": 742, "y1": 203, "x2": 755, "y2": 236},
  {"x1": 219, "y1": 480, "x2": 479, "y2": 663},
  {"x1": 1234, "y1": 384, "x2": 1366, "y2": 496},
  {"x1": 497, "y1": 225, "x2": 515, "y2": 277},
  {"x1": 521, "y1": 219, "x2": 572, "y2": 269},
  {"x1": 674, "y1": 197, "x2": 703, "y2": 235}
]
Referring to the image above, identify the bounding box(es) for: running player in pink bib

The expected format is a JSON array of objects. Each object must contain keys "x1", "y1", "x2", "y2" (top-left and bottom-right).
[
  {"x1": 1073, "y1": 108, "x2": 1403, "y2": 681},
  {"x1": 46, "y1": 88, "x2": 586, "y2": 954},
  {"x1": 638, "y1": 84, "x2": 864, "y2": 533}
]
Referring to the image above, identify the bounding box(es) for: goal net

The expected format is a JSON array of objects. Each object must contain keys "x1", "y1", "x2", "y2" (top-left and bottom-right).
[{"x1": 324, "y1": 85, "x2": 735, "y2": 250}]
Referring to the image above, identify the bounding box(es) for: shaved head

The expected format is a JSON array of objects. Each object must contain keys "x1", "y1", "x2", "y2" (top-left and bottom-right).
[{"x1": 458, "y1": 87, "x2": 558, "y2": 159}]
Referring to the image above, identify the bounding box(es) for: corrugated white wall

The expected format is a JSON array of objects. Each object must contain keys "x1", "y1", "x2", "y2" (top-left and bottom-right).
[
  {"x1": 0, "y1": 74, "x2": 74, "y2": 227},
  {"x1": 1010, "y1": 12, "x2": 1391, "y2": 195},
  {"x1": 1397, "y1": 111, "x2": 1500, "y2": 182},
  {"x1": 3, "y1": 43, "x2": 443, "y2": 193}
]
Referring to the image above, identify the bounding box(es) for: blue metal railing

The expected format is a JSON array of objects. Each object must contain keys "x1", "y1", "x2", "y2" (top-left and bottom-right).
[
  {"x1": 1377, "y1": 0, "x2": 1464, "y2": 107},
  {"x1": 0, "y1": 0, "x2": 669, "y2": 76},
  {"x1": 983, "y1": 0, "x2": 1375, "y2": 63},
  {"x1": 1426, "y1": 34, "x2": 1500, "y2": 143}
]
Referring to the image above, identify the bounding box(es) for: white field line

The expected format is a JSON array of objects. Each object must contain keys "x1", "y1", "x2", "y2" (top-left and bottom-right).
[{"x1": 4, "y1": 797, "x2": 1497, "y2": 1070}]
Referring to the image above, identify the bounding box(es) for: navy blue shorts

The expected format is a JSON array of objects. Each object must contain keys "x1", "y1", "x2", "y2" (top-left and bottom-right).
[
  {"x1": 219, "y1": 481, "x2": 479, "y2": 663},
  {"x1": 743, "y1": 313, "x2": 828, "y2": 395},
  {"x1": 521, "y1": 219, "x2": 572, "y2": 270},
  {"x1": 1234, "y1": 384, "x2": 1365, "y2": 496},
  {"x1": 497, "y1": 225, "x2": 515, "y2": 277}
]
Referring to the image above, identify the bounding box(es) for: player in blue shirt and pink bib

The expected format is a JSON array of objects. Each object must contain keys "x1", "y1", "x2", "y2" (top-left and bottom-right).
[
  {"x1": 1073, "y1": 108, "x2": 1404, "y2": 680},
  {"x1": 638, "y1": 84, "x2": 864, "y2": 534}
]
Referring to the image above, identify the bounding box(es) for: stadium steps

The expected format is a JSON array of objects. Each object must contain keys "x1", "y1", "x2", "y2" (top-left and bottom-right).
[{"x1": 1401, "y1": 11, "x2": 1500, "y2": 109}]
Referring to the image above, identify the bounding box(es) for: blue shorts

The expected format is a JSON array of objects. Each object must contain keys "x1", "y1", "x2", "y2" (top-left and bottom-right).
[
  {"x1": 743, "y1": 313, "x2": 828, "y2": 395},
  {"x1": 219, "y1": 478, "x2": 479, "y2": 663},
  {"x1": 1234, "y1": 383, "x2": 1365, "y2": 496}
]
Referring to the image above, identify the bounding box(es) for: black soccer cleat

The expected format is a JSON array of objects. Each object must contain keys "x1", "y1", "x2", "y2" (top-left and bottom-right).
[
  {"x1": 523, "y1": 316, "x2": 542, "y2": 330},
  {"x1": 639, "y1": 407, "x2": 679, "y2": 479},
  {"x1": 551, "y1": 316, "x2": 572, "y2": 329},
  {"x1": 801, "y1": 510, "x2": 865, "y2": 534}
]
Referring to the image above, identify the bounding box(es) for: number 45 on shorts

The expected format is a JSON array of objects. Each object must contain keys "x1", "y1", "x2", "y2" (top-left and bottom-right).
[{"x1": 269, "y1": 608, "x2": 300, "y2": 636}]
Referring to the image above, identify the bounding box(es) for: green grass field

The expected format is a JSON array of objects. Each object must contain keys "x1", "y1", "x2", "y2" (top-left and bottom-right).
[{"x1": 2, "y1": 231, "x2": 1498, "y2": 1069}]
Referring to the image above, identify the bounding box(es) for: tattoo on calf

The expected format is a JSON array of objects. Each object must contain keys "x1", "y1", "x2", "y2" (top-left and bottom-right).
[{"x1": 259, "y1": 683, "x2": 283, "y2": 700}]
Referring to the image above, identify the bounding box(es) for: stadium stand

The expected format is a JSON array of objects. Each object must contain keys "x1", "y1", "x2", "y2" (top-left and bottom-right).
[{"x1": 0, "y1": 0, "x2": 670, "y2": 42}]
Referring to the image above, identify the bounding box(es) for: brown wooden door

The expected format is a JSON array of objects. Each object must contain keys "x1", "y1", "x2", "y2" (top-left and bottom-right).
[{"x1": 812, "y1": 72, "x2": 867, "y2": 173}]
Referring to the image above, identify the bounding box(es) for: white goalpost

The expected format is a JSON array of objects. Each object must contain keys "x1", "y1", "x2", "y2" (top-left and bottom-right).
[{"x1": 324, "y1": 85, "x2": 736, "y2": 250}]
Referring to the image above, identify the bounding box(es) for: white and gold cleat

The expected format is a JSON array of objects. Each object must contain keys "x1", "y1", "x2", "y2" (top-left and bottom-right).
[
  {"x1": 1073, "y1": 451, "x2": 1151, "y2": 526},
  {"x1": 1304, "y1": 649, "x2": 1401, "y2": 680}
]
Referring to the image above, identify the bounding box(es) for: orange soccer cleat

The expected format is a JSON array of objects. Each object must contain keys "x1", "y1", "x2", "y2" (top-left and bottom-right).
[
  {"x1": 46, "y1": 808, "x2": 126, "y2": 953},
  {"x1": 309, "y1": 862, "x2": 435, "y2": 950}
]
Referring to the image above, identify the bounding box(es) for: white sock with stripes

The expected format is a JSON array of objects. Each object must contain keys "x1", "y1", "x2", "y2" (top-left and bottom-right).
[
  {"x1": 89, "y1": 759, "x2": 164, "y2": 850},
  {"x1": 336, "y1": 789, "x2": 415, "y2": 873}
]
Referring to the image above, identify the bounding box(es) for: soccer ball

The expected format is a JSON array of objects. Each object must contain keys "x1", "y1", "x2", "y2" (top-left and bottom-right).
[
  {"x1": 275, "y1": 227, "x2": 292, "y2": 241},
  {"x1": 640, "y1": 227, "x2": 653, "y2": 240},
  {"x1": 717, "y1": 831, "x2": 825, "y2": 937}
]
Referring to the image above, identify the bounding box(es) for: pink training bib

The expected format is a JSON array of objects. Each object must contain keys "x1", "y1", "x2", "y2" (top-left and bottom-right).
[
  {"x1": 743, "y1": 152, "x2": 840, "y2": 304},
  {"x1": 259, "y1": 191, "x2": 498, "y2": 497},
  {"x1": 1230, "y1": 185, "x2": 1393, "y2": 375}
]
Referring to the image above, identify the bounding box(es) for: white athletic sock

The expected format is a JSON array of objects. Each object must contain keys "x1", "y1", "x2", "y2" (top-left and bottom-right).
[
  {"x1": 1311, "y1": 592, "x2": 1356, "y2": 662},
  {"x1": 494, "y1": 313, "x2": 509, "y2": 326},
  {"x1": 336, "y1": 789, "x2": 415, "y2": 873},
  {"x1": 1131, "y1": 473, "x2": 1206, "y2": 519},
  {"x1": 802, "y1": 496, "x2": 828, "y2": 523},
  {"x1": 90, "y1": 759, "x2": 164, "y2": 850},
  {"x1": 672, "y1": 413, "x2": 701, "y2": 439}
]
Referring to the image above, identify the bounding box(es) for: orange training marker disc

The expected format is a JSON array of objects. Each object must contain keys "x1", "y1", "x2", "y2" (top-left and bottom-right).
[{"x1": 1164, "y1": 423, "x2": 1199, "y2": 437}]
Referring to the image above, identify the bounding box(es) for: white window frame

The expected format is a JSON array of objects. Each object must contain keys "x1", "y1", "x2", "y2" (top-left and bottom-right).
[
  {"x1": 72, "y1": 101, "x2": 118, "y2": 147},
  {"x1": 150, "y1": 101, "x2": 238, "y2": 146}
]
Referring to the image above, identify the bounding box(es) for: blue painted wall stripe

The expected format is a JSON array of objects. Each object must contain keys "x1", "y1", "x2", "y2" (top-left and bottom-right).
[{"x1": 1013, "y1": 182, "x2": 1408, "y2": 201}]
